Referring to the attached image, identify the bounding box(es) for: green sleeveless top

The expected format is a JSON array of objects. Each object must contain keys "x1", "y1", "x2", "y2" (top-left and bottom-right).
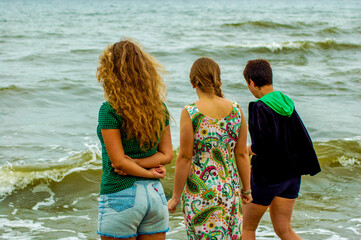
[{"x1": 97, "y1": 102, "x2": 170, "y2": 194}]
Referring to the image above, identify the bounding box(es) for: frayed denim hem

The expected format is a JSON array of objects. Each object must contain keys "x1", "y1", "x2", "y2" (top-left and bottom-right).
[
  {"x1": 97, "y1": 231, "x2": 137, "y2": 239},
  {"x1": 138, "y1": 227, "x2": 169, "y2": 235}
]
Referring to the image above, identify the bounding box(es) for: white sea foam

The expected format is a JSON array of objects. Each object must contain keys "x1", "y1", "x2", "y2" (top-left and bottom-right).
[
  {"x1": 337, "y1": 156, "x2": 360, "y2": 166},
  {"x1": 215, "y1": 38, "x2": 350, "y2": 53},
  {"x1": 256, "y1": 225, "x2": 277, "y2": 238},
  {"x1": 343, "y1": 136, "x2": 361, "y2": 141},
  {"x1": 350, "y1": 218, "x2": 361, "y2": 223},
  {"x1": 11, "y1": 209, "x2": 17, "y2": 215},
  {"x1": 324, "y1": 236, "x2": 348, "y2": 240},
  {"x1": 32, "y1": 183, "x2": 55, "y2": 210},
  {"x1": 0, "y1": 218, "x2": 47, "y2": 240},
  {"x1": 346, "y1": 227, "x2": 360, "y2": 235},
  {"x1": 0, "y1": 216, "x2": 89, "y2": 239},
  {"x1": 58, "y1": 237, "x2": 86, "y2": 240},
  {"x1": 0, "y1": 143, "x2": 101, "y2": 199},
  {"x1": 38, "y1": 215, "x2": 91, "y2": 221},
  {"x1": 298, "y1": 228, "x2": 349, "y2": 240}
]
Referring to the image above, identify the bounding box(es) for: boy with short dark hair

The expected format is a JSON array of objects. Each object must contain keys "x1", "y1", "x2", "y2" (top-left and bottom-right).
[{"x1": 242, "y1": 59, "x2": 321, "y2": 240}]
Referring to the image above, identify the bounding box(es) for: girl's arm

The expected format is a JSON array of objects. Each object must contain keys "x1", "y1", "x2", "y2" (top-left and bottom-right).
[
  {"x1": 101, "y1": 129, "x2": 165, "y2": 179},
  {"x1": 130, "y1": 125, "x2": 173, "y2": 168},
  {"x1": 234, "y1": 109, "x2": 252, "y2": 204},
  {"x1": 168, "y1": 108, "x2": 194, "y2": 213}
]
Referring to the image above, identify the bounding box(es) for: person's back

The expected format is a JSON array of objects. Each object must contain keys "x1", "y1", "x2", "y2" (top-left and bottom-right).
[
  {"x1": 242, "y1": 59, "x2": 321, "y2": 240},
  {"x1": 248, "y1": 91, "x2": 320, "y2": 185},
  {"x1": 95, "y1": 39, "x2": 173, "y2": 240},
  {"x1": 168, "y1": 57, "x2": 252, "y2": 240},
  {"x1": 194, "y1": 97, "x2": 233, "y2": 119},
  {"x1": 183, "y1": 99, "x2": 244, "y2": 238}
]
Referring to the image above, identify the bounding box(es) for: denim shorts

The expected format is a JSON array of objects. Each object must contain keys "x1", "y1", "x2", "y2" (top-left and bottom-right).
[
  {"x1": 251, "y1": 172, "x2": 301, "y2": 206},
  {"x1": 97, "y1": 180, "x2": 169, "y2": 239}
]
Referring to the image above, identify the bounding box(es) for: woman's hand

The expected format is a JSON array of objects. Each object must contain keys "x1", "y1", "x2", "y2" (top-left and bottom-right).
[
  {"x1": 241, "y1": 193, "x2": 253, "y2": 205},
  {"x1": 168, "y1": 197, "x2": 180, "y2": 213},
  {"x1": 149, "y1": 165, "x2": 166, "y2": 179},
  {"x1": 112, "y1": 160, "x2": 166, "y2": 179},
  {"x1": 113, "y1": 167, "x2": 127, "y2": 175}
]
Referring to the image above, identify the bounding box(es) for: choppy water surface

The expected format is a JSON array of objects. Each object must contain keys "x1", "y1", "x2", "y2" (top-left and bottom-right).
[{"x1": 0, "y1": 0, "x2": 360, "y2": 239}]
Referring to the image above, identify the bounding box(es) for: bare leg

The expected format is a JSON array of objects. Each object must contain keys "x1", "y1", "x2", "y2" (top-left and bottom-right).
[
  {"x1": 137, "y1": 233, "x2": 166, "y2": 240},
  {"x1": 242, "y1": 203, "x2": 269, "y2": 240},
  {"x1": 269, "y1": 197, "x2": 302, "y2": 240}
]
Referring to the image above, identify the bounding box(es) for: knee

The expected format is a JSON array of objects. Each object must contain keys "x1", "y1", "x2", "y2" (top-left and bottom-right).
[{"x1": 273, "y1": 225, "x2": 293, "y2": 239}]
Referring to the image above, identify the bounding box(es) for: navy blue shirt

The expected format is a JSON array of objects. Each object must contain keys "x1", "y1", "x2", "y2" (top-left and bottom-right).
[{"x1": 249, "y1": 100, "x2": 321, "y2": 185}]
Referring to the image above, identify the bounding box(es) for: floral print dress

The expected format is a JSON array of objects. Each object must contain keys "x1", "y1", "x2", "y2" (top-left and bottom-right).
[{"x1": 182, "y1": 102, "x2": 243, "y2": 240}]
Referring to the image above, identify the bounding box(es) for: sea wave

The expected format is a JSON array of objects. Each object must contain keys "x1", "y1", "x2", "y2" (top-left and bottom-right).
[
  {"x1": 0, "y1": 144, "x2": 101, "y2": 199},
  {"x1": 0, "y1": 34, "x2": 27, "y2": 39},
  {"x1": 249, "y1": 39, "x2": 361, "y2": 52},
  {"x1": 1, "y1": 138, "x2": 360, "y2": 200},
  {"x1": 315, "y1": 138, "x2": 361, "y2": 168},
  {"x1": 185, "y1": 39, "x2": 361, "y2": 57},
  {"x1": 0, "y1": 81, "x2": 97, "y2": 97},
  {"x1": 0, "y1": 84, "x2": 23, "y2": 92},
  {"x1": 222, "y1": 21, "x2": 327, "y2": 29},
  {"x1": 319, "y1": 27, "x2": 344, "y2": 34},
  {"x1": 70, "y1": 49, "x2": 100, "y2": 54}
]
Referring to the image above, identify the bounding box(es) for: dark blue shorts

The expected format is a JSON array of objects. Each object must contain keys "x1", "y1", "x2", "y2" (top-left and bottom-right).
[{"x1": 251, "y1": 172, "x2": 301, "y2": 206}]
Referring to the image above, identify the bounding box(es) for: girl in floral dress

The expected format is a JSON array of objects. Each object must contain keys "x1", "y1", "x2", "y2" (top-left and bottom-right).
[{"x1": 168, "y1": 57, "x2": 252, "y2": 240}]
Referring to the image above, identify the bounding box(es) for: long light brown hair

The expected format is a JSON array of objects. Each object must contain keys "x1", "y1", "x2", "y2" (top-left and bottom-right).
[
  {"x1": 189, "y1": 57, "x2": 224, "y2": 97},
  {"x1": 96, "y1": 39, "x2": 168, "y2": 150}
]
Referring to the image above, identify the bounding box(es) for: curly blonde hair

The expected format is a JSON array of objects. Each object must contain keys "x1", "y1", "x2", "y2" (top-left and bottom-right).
[
  {"x1": 96, "y1": 39, "x2": 168, "y2": 150},
  {"x1": 189, "y1": 57, "x2": 224, "y2": 97}
]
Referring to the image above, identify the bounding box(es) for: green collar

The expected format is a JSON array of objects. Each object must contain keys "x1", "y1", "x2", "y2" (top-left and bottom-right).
[{"x1": 256, "y1": 91, "x2": 294, "y2": 116}]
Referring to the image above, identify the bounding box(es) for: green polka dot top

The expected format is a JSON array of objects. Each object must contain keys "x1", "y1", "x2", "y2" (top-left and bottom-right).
[{"x1": 97, "y1": 102, "x2": 170, "y2": 194}]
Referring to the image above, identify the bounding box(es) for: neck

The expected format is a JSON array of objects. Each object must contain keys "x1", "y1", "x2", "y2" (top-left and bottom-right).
[
  {"x1": 257, "y1": 85, "x2": 274, "y2": 98},
  {"x1": 196, "y1": 87, "x2": 218, "y2": 100}
]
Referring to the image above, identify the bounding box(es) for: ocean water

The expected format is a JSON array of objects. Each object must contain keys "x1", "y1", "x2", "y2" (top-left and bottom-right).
[{"x1": 0, "y1": 0, "x2": 360, "y2": 239}]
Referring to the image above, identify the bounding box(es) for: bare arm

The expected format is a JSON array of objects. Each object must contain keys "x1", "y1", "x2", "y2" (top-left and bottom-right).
[
  {"x1": 101, "y1": 129, "x2": 165, "y2": 179},
  {"x1": 234, "y1": 109, "x2": 252, "y2": 204},
  {"x1": 130, "y1": 125, "x2": 173, "y2": 168},
  {"x1": 168, "y1": 108, "x2": 194, "y2": 213}
]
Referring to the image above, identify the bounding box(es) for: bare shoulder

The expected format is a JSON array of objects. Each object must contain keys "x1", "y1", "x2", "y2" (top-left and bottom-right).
[
  {"x1": 222, "y1": 98, "x2": 242, "y2": 111},
  {"x1": 214, "y1": 97, "x2": 232, "y2": 110},
  {"x1": 180, "y1": 107, "x2": 192, "y2": 121}
]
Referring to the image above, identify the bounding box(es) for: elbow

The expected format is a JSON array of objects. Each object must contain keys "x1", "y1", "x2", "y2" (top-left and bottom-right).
[
  {"x1": 240, "y1": 152, "x2": 249, "y2": 160},
  {"x1": 178, "y1": 153, "x2": 193, "y2": 164},
  {"x1": 163, "y1": 151, "x2": 173, "y2": 165},
  {"x1": 112, "y1": 161, "x2": 123, "y2": 170},
  {"x1": 110, "y1": 157, "x2": 126, "y2": 170},
  {"x1": 235, "y1": 151, "x2": 249, "y2": 162}
]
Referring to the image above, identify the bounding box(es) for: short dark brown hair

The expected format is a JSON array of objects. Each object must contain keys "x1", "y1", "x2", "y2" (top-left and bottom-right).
[{"x1": 243, "y1": 59, "x2": 272, "y2": 87}]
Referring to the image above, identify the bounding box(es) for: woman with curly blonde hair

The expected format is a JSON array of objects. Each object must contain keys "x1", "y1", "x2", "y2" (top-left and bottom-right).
[{"x1": 96, "y1": 39, "x2": 173, "y2": 240}]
